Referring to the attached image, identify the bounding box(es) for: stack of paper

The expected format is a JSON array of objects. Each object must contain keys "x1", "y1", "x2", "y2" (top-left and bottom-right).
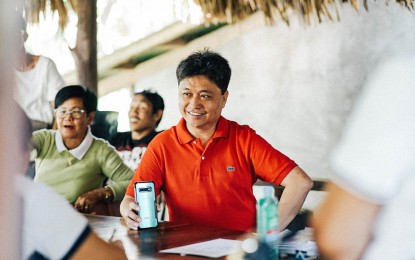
[
  {"x1": 160, "y1": 238, "x2": 242, "y2": 258},
  {"x1": 278, "y1": 228, "x2": 318, "y2": 258}
]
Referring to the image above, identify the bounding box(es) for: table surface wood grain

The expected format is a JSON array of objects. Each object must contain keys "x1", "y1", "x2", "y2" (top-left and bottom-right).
[
  {"x1": 86, "y1": 214, "x2": 316, "y2": 259},
  {"x1": 86, "y1": 214, "x2": 248, "y2": 259}
]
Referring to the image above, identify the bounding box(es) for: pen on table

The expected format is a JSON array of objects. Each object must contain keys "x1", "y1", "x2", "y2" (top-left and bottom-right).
[
  {"x1": 280, "y1": 229, "x2": 298, "y2": 242},
  {"x1": 107, "y1": 228, "x2": 116, "y2": 242}
]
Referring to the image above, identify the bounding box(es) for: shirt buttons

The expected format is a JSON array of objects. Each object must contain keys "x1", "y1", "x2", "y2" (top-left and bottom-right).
[
  {"x1": 193, "y1": 141, "x2": 197, "y2": 144},
  {"x1": 202, "y1": 156, "x2": 205, "y2": 160}
]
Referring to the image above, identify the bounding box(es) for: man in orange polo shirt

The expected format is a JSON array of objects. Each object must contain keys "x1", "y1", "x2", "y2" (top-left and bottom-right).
[{"x1": 120, "y1": 49, "x2": 313, "y2": 231}]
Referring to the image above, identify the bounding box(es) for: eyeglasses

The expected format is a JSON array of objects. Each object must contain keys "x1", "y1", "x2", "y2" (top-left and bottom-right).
[{"x1": 54, "y1": 108, "x2": 86, "y2": 119}]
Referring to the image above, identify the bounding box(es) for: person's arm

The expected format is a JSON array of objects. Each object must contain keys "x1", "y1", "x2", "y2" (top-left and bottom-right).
[
  {"x1": 31, "y1": 130, "x2": 44, "y2": 153},
  {"x1": 45, "y1": 57, "x2": 65, "y2": 100},
  {"x1": 278, "y1": 166, "x2": 313, "y2": 231},
  {"x1": 101, "y1": 144, "x2": 134, "y2": 201},
  {"x1": 120, "y1": 194, "x2": 161, "y2": 230},
  {"x1": 45, "y1": 57, "x2": 64, "y2": 128},
  {"x1": 119, "y1": 140, "x2": 163, "y2": 229},
  {"x1": 71, "y1": 232, "x2": 126, "y2": 260},
  {"x1": 312, "y1": 182, "x2": 380, "y2": 260},
  {"x1": 19, "y1": 175, "x2": 125, "y2": 260}
]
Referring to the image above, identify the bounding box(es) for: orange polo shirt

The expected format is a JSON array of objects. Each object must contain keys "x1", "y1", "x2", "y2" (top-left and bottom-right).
[{"x1": 126, "y1": 116, "x2": 297, "y2": 231}]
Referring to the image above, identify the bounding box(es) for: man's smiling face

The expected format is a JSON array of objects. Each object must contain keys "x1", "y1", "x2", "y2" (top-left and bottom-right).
[
  {"x1": 178, "y1": 75, "x2": 228, "y2": 133},
  {"x1": 128, "y1": 94, "x2": 157, "y2": 133}
]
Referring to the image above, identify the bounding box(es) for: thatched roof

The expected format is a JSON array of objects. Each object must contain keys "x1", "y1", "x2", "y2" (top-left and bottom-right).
[
  {"x1": 22, "y1": 0, "x2": 77, "y2": 30},
  {"x1": 194, "y1": 0, "x2": 414, "y2": 25},
  {"x1": 22, "y1": 0, "x2": 413, "y2": 29}
]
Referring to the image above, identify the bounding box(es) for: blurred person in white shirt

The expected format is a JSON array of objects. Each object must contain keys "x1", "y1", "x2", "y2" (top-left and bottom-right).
[
  {"x1": 312, "y1": 53, "x2": 415, "y2": 260},
  {"x1": 14, "y1": 15, "x2": 65, "y2": 131}
]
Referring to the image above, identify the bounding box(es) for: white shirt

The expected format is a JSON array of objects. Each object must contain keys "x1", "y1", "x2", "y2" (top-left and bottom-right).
[
  {"x1": 16, "y1": 175, "x2": 89, "y2": 259},
  {"x1": 55, "y1": 127, "x2": 94, "y2": 160},
  {"x1": 331, "y1": 53, "x2": 415, "y2": 260},
  {"x1": 14, "y1": 56, "x2": 65, "y2": 124}
]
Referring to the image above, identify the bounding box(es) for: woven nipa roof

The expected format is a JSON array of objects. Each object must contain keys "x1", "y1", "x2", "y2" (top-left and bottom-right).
[
  {"x1": 21, "y1": 0, "x2": 414, "y2": 29},
  {"x1": 21, "y1": 0, "x2": 77, "y2": 30},
  {"x1": 193, "y1": 0, "x2": 414, "y2": 25}
]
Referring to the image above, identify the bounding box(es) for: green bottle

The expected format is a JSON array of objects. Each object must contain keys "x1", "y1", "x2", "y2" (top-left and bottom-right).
[{"x1": 257, "y1": 186, "x2": 279, "y2": 259}]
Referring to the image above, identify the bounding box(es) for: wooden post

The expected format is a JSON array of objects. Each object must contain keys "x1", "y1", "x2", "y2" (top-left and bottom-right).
[{"x1": 72, "y1": 0, "x2": 98, "y2": 94}]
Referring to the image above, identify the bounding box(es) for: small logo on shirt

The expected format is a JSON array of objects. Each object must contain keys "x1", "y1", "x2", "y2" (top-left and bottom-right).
[{"x1": 226, "y1": 166, "x2": 235, "y2": 172}]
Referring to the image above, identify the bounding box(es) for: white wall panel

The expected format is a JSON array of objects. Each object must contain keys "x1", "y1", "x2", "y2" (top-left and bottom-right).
[{"x1": 134, "y1": 2, "x2": 415, "y2": 208}]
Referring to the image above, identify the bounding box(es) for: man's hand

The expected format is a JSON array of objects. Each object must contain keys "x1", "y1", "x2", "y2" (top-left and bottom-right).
[
  {"x1": 120, "y1": 196, "x2": 141, "y2": 230},
  {"x1": 120, "y1": 195, "x2": 162, "y2": 230},
  {"x1": 75, "y1": 188, "x2": 105, "y2": 213}
]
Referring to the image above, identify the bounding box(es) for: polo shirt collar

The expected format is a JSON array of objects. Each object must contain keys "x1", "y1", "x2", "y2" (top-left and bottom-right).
[
  {"x1": 177, "y1": 116, "x2": 229, "y2": 144},
  {"x1": 212, "y1": 116, "x2": 229, "y2": 139},
  {"x1": 55, "y1": 127, "x2": 93, "y2": 160}
]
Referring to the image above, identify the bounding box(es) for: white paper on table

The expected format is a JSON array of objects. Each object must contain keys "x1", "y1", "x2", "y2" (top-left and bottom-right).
[
  {"x1": 278, "y1": 228, "x2": 318, "y2": 258},
  {"x1": 159, "y1": 238, "x2": 242, "y2": 258}
]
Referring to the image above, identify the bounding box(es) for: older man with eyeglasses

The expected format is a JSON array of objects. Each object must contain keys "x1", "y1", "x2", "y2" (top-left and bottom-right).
[{"x1": 31, "y1": 85, "x2": 133, "y2": 214}]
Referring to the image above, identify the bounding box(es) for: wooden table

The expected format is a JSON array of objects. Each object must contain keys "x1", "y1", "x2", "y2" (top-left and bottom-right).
[
  {"x1": 86, "y1": 214, "x2": 316, "y2": 259},
  {"x1": 86, "y1": 214, "x2": 247, "y2": 259}
]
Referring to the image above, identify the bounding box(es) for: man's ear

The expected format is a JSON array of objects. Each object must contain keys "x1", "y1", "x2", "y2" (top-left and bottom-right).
[
  {"x1": 87, "y1": 111, "x2": 96, "y2": 126},
  {"x1": 222, "y1": 90, "x2": 229, "y2": 108},
  {"x1": 153, "y1": 110, "x2": 163, "y2": 124}
]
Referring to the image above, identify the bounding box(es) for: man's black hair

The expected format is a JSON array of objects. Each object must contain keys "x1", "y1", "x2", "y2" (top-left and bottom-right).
[
  {"x1": 134, "y1": 90, "x2": 165, "y2": 127},
  {"x1": 55, "y1": 85, "x2": 97, "y2": 114},
  {"x1": 176, "y1": 49, "x2": 231, "y2": 94}
]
